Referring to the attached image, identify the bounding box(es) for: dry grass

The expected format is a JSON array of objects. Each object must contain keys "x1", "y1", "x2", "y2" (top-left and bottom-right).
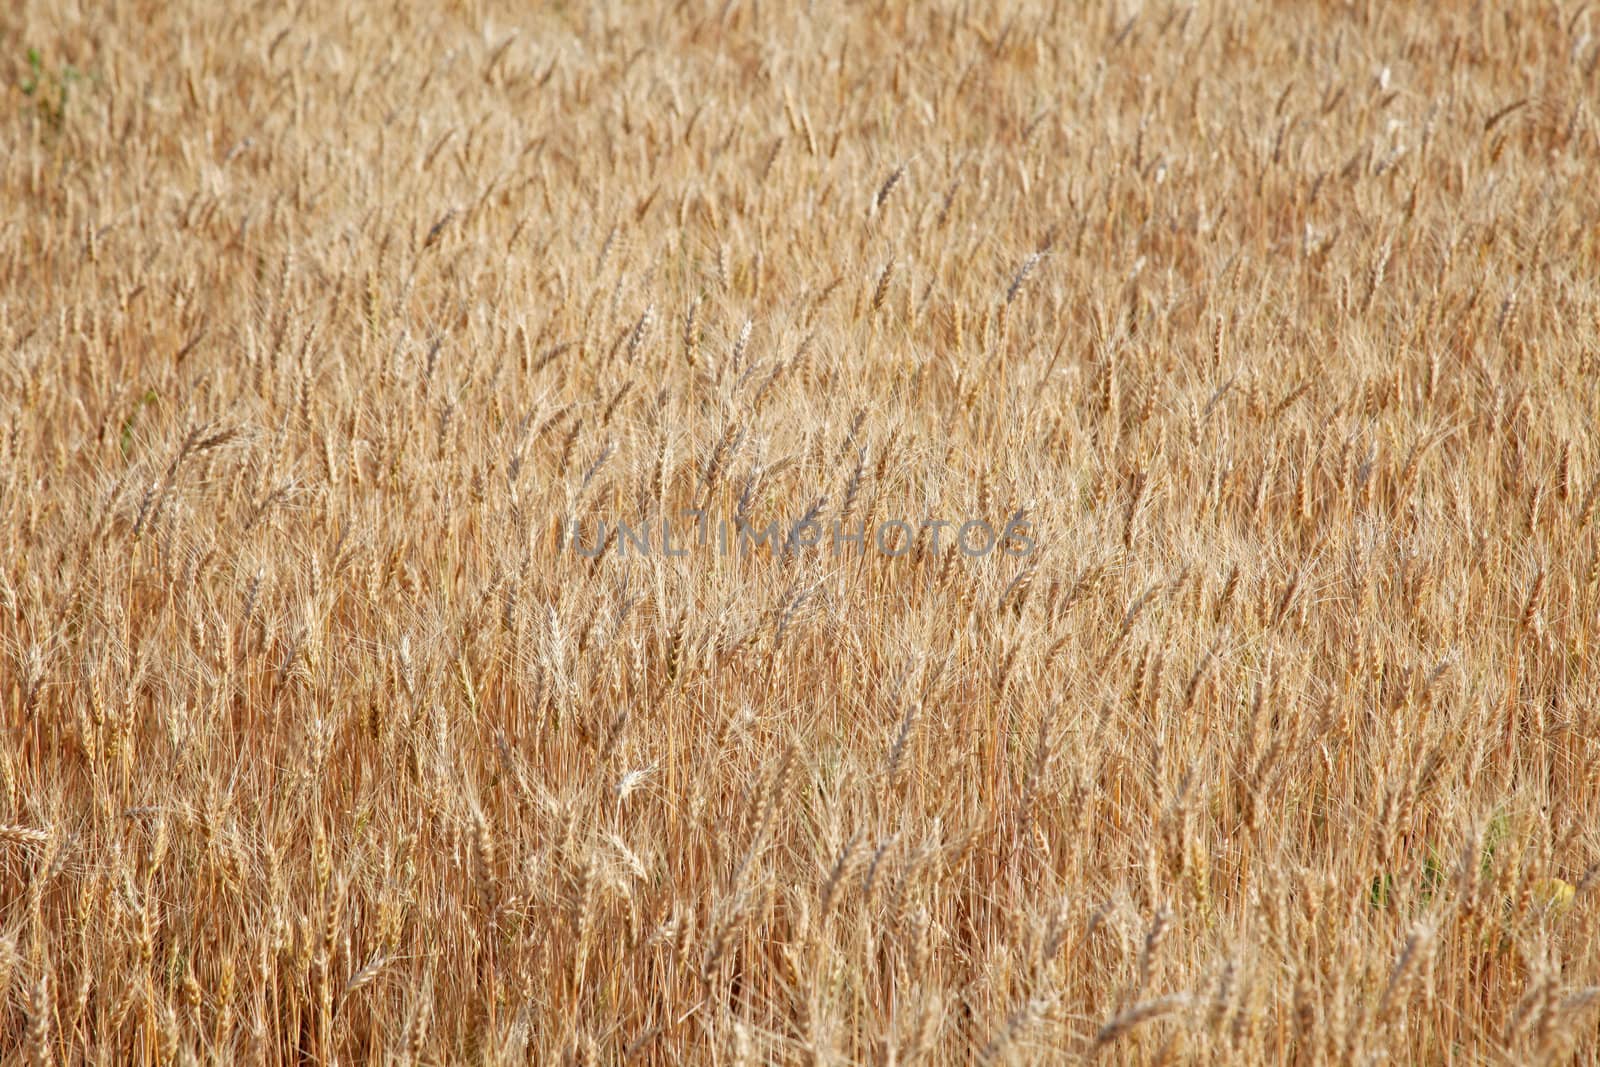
[{"x1": 3, "y1": 0, "x2": 1600, "y2": 1062}]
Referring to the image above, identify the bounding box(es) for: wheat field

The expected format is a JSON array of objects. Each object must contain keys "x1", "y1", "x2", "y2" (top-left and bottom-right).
[{"x1": 3, "y1": 0, "x2": 1600, "y2": 1063}]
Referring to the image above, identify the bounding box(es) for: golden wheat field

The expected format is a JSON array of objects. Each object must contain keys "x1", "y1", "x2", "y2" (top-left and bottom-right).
[{"x1": 4, "y1": 0, "x2": 1600, "y2": 1062}]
